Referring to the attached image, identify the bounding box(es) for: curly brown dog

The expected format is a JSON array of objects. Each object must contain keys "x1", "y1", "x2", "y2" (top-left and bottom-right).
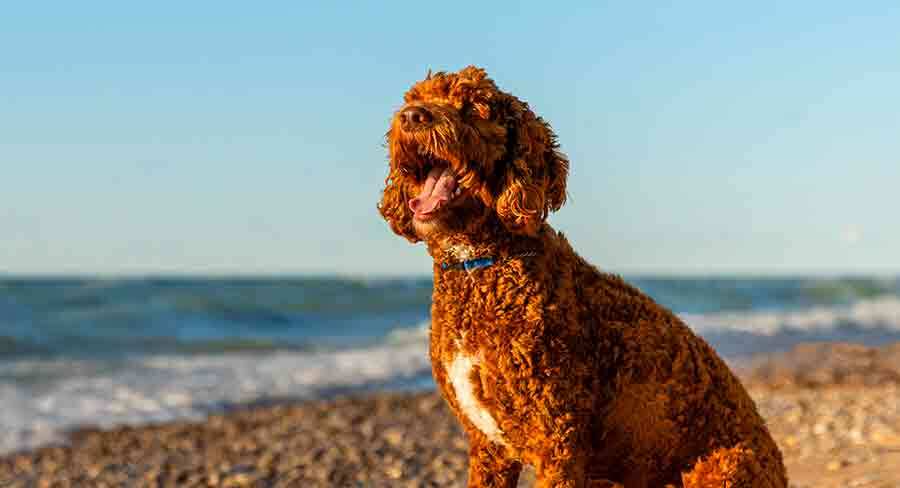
[{"x1": 378, "y1": 66, "x2": 787, "y2": 488}]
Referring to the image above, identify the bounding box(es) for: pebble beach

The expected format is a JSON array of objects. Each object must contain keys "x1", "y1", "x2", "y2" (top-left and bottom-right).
[{"x1": 3, "y1": 342, "x2": 900, "y2": 487}]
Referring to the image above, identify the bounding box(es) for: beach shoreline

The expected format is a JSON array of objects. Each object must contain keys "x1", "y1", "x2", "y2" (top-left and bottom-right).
[{"x1": 3, "y1": 342, "x2": 900, "y2": 487}]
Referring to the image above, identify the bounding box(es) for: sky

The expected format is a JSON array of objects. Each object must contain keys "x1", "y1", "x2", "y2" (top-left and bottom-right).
[{"x1": 2, "y1": 2, "x2": 899, "y2": 276}]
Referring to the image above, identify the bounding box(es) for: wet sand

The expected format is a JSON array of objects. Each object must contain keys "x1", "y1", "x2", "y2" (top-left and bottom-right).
[{"x1": 2, "y1": 342, "x2": 900, "y2": 487}]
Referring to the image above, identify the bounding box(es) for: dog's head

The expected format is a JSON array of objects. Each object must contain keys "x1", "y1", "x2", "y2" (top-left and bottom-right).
[{"x1": 378, "y1": 66, "x2": 568, "y2": 243}]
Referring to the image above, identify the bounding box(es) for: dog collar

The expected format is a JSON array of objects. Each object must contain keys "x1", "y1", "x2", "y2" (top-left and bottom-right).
[
  {"x1": 441, "y1": 257, "x2": 495, "y2": 272},
  {"x1": 440, "y1": 251, "x2": 538, "y2": 272}
]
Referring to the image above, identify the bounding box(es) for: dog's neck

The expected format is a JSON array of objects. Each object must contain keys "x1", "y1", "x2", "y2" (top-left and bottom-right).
[{"x1": 424, "y1": 221, "x2": 546, "y2": 266}]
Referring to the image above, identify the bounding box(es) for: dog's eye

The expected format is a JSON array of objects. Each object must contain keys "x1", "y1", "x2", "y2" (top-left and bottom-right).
[{"x1": 399, "y1": 166, "x2": 423, "y2": 181}]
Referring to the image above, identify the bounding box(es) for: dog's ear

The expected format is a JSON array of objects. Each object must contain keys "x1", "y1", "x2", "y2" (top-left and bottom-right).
[
  {"x1": 494, "y1": 97, "x2": 569, "y2": 235},
  {"x1": 377, "y1": 167, "x2": 420, "y2": 243},
  {"x1": 541, "y1": 120, "x2": 568, "y2": 214},
  {"x1": 495, "y1": 157, "x2": 547, "y2": 235}
]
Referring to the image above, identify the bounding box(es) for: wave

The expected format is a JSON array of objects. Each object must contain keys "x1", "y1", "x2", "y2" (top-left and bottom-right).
[
  {"x1": 1, "y1": 276, "x2": 433, "y2": 316},
  {"x1": 678, "y1": 296, "x2": 900, "y2": 359},
  {"x1": 385, "y1": 320, "x2": 430, "y2": 345},
  {"x1": 0, "y1": 277, "x2": 433, "y2": 359},
  {"x1": 386, "y1": 296, "x2": 900, "y2": 345},
  {"x1": 684, "y1": 296, "x2": 900, "y2": 335},
  {"x1": 632, "y1": 276, "x2": 900, "y2": 314},
  {"x1": 0, "y1": 342, "x2": 432, "y2": 455}
]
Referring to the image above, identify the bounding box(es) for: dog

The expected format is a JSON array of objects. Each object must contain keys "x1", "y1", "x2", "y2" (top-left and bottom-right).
[{"x1": 378, "y1": 66, "x2": 787, "y2": 488}]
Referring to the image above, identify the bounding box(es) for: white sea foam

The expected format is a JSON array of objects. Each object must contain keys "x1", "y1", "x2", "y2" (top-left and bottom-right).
[
  {"x1": 683, "y1": 296, "x2": 900, "y2": 336},
  {"x1": 386, "y1": 319, "x2": 431, "y2": 344},
  {"x1": 0, "y1": 342, "x2": 431, "y2": 455}
]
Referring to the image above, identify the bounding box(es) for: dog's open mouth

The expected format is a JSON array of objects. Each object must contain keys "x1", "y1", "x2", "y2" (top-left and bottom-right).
[{"x1": 407, "y1": 161, "x2": 464, "y2": 221}]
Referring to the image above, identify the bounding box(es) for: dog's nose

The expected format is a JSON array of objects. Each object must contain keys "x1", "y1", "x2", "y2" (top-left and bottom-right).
[{"x1": 400, "y1": 106, "x2": 432, "y2": 129}]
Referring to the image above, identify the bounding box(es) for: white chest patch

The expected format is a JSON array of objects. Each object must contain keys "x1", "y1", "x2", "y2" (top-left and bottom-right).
[{"x1": 446, "y1": 352, "x2": 504, "y2": 444}]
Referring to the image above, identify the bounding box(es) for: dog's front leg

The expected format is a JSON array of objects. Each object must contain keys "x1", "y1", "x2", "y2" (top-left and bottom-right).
[{"x1": 466, "y1": 435, "x2": 521, "y2": 488}]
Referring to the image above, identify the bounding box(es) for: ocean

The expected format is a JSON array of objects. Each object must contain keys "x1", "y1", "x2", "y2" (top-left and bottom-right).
[{"x1": 2, "y1": 275, "x2": 900, "y2": 454}]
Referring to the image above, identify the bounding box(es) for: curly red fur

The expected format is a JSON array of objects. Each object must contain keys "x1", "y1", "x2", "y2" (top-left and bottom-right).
[{"x1": 378, "y1": 66, "x2": 787, "y2": 487}]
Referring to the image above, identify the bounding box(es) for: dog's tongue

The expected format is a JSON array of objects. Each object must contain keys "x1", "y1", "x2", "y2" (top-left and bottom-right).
[{"x1": 408, "y1": 165, "x2": 457, "y2": 218}]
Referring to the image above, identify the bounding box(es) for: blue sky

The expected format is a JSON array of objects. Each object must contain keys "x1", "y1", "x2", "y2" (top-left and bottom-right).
[{"x1": 2, "y1": 2, "x2": 899, "y2": 276}]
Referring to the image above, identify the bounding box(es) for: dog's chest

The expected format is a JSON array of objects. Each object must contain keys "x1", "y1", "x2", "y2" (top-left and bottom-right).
[{"x1": 443, "y1": 346, "x2": 505, "y2": 445}]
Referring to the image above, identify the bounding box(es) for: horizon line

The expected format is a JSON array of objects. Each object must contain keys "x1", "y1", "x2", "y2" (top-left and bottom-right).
[{"x1": 2, "y1": 268, "x2": 899, "y2": 280}]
